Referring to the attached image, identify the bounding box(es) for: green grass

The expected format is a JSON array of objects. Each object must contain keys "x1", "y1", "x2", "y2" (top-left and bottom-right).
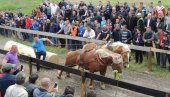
[{"x1": 0, "y1": 0, "x2": 169, "y2": 14}]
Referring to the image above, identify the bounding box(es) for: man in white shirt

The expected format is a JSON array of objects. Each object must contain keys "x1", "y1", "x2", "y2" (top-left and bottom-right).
[
  {"x1": 83, "y1": 25, "x2": 96, "y2": 39},
  {"x1": 4, "y1": 72, "x2": 28, "y2": 97}
]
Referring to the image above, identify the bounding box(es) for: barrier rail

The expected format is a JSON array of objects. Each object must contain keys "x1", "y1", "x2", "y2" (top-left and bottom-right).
[
  {"x1": 0, "y1": 25, "x2": 170, "y2": 72},
  {"x1": 0, "y1": 49, "x2": 169, "y2": 97}
]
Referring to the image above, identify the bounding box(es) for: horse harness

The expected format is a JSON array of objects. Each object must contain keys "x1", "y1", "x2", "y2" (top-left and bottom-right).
[{"x1": 79, "y1": 49, "x2": 111, "y2": 67}]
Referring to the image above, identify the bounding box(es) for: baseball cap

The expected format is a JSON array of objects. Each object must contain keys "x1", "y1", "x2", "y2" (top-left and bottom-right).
[{"x1": 2, "y1": 63, "x2": 16, "y2": 71}]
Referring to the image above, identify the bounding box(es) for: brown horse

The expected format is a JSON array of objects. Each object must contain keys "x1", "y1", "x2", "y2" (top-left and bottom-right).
[
  {"x1": 58, "y1": 49, "x2": 123, "y2": 89},
  {"x1": 83, "y1": 41, "x2": 131, "y2": 68}
]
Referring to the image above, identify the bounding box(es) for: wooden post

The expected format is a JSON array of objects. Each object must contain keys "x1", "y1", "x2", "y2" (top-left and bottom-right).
[
  {"x1": 65, "y1": 39, "x2": 68, "y2": 50},
  {"x1": 147, "y1": 51, "x2": 152, "y2": 72},
  {"x1": 81, "y1": 71, "x2": 86, "y2": 97},
  {"x1": 29, "y1": 57, "x2": 32, "y2": 75}
]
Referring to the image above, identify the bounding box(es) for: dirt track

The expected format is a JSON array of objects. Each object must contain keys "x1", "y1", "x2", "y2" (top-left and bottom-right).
[{"x1": 0, "y1": 37, "x2": 170, "y2": 97}]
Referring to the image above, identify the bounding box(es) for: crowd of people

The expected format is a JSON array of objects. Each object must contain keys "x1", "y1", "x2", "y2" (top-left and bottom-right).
[{"x1": 0, "y1": 0, "x2": 170, "y2": 66}]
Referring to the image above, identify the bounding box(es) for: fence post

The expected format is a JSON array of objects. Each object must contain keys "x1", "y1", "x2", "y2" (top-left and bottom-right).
[
  {"x1": 147, "y1": 50, "x2": 152, "y2": 72},
  {"x1": 29, "y1": 57, "x2": 32, "y2": 75},
  {"x1": 65, "y1": 39, "x2": 68, "y2": 50},
  {"x1": 81, "y1": 71, "x2": 86, "y2": 97}
]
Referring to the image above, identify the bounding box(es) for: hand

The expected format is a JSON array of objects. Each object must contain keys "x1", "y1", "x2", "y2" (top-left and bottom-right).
[
  {"x1": 49, "y1": 87, "x2": 58, "y2": 93},
  {"x1": 124, "y1": 40, "x2": 127, "y2": 43},
  {"x1": 168, "y1": 46, "x2": 170, "y2": 48},
  {"x1": 144, "y1": 40, "x2": 147, "y2": 42}
]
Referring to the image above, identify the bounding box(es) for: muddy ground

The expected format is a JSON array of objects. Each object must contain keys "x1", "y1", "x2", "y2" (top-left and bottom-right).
[{"x1": 0, "y1": 37, "x2": 170, "y2": 97}]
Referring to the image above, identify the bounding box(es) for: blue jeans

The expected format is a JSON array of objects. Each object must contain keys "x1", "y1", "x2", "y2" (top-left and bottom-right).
[{"x1": 28, "y1": 34, "x2": 33, "y2": 42}]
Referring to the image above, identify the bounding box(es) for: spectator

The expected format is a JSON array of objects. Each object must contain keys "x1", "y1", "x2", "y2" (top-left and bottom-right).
[
  {"x1": 94, "y1": 22, "x2": 102, "y2": 38},
  {"x1": 144, "y1": 13, "x2": 155, "y2": 31},
  {"x1": 2, "y1": 45, "x2": 19, "y2": 75},
  {"x1": 111, "y1": 24, "x2": 122, "y2": 42},
  {"x1": 86, "y1": 90, "x2": 96, "y2": 97},
  {"x1": 101, "y1": 17, "x2": 106, "y2": 27},
  {"x1": 87, "y1": 1, "x2": 95, "y2": 12},
  {"x1": 18, "y1": 8, "x2": 24, "y2": 18},
  {"x1": 32, "y1": 18, "x2": 39, "y2": 31},
  {"x1": 160, "y1": 34, "x2": 169, "y2": 68},
  {"x1": 4, "y1": 72, "x2": 28, "y2": 97},
  {"x1": 155, "y1": 1, "x2": 166, "y2": 17},
  {"x1": 69, "y1": 22, "x2": 79, "y2": 50},
  {"x1": 165, "y1": 8, "x2": 170, "y2": 34},
  {"x1": 57, "y1": 86, "x2": 75, "y2": 97},
  {"x1": 0, "y1": 63, "x2": 16, "y2": 97},
  {"x1": 143, "y1": 26, "x2": 154, "y2": 58},
  {"x1": 25, "y1": 15, "x2": 32, "y2": 41},
  {"x1": 33, "y1": 77, "x2": 57, "y2": 97},
  {"x1": 32, "y1": 37, "x2": 54, "y2": 71},
  {"x1": 146, "y1": 2, "x2": 155, "y2": 15},
  {"x1": 83, "y1": 24, "x2": 95, "y2": 39},
  {"x1": 143, "y1": 26, "x2": 154, "y2": 47},
  {"x1": 154, "y1": 27, "x2": 165, "y2": 66},
  {"x1": 64, "y1": 5, "x2": 72, "y2": 21},
  {"x1": 49, "y1": 20, "x2": 59, "y2": 46},
  {"x1": 25, "y1": 73, "x2": 39, "y2": 97},
  {"x1": 136, "y1": 13, "x2": 144, "y2": 32},
  {"x1": 126, "y1": 12, "x2": 136, "y2": 33},
  {"x1": 96, "y1": 25, "x2": 110, "y2": 41},
  {"x1": 57, "y1": 20, "x2": 71, "y2": 48},
  {"x1": 121, "y1": 24, "x2": 132, "y2": 44},
  {"x1": 133, "y1": 28, "x2": 144, "y2": 64}
]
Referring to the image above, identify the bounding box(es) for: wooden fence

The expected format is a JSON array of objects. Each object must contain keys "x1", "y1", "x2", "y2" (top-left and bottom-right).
[
  {"x1": 0, "y1": 49, "x2": 169, "y2": 97},
  {"x1": 0, "y1": 25, "x2": 170, "y2": 72}
]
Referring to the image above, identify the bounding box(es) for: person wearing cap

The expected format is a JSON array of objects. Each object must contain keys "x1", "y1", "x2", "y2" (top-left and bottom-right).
[
  {"x1": 4, "y1": 71, "x2": 28, "y2": 97},
  {"x1": 137, "y1": 13, "x2": 145, "y2": 32},
  {"x1": 1, "y1": 45, "x2": 19, "y2": 75},
  {"x1": 0, "y1": 63, "x2": 16, "y2": 97}
]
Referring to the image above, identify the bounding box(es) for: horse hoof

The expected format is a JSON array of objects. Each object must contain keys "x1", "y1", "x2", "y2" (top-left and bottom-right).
[
  {"x1": 88, "y1": 85, "x2": 94, "y2": 89},
  {"x1": 57, "y1": 75, "x2": 61, "y2": 79},
  {"x1": 100, "y1": 85, "x2": 105, "y2": 90}
]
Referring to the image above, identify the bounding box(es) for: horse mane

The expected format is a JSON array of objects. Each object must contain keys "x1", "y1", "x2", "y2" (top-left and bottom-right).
[{"x1": 106, "y1": 41, "x2": 131, "y2": 52}]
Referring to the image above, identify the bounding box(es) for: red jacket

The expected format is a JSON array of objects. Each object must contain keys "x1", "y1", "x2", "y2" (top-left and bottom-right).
[
  {"x1": 156, "y1": 5, "x2": 166, "y2": 17},
  {"x1": 25, "y1": 18, "x2": 32, "y2": 29}
]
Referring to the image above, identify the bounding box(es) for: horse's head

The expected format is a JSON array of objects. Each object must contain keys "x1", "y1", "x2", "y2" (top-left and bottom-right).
[
  {"x1": 110, "y1": 43, "x2": 131, "y2": 68},
  {"x1": 111, "y1": 63, "x2": 123, "y2": 73},
  {"x1": 121, "y1": 51, "x2": 130, "y2": 68}
]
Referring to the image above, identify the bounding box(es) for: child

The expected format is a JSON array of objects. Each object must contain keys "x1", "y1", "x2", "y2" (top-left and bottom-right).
[{"x1": 100, "y1": 16, "x2": 106, "y2": 27}]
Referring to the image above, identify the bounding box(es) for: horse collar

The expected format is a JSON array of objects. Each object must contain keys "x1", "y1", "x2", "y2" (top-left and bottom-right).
[{"x1": 96, "y1": 53, "x2": 106, "y2": 66}]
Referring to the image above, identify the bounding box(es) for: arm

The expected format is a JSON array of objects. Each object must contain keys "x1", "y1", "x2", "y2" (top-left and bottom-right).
[
  {"x1": 83, "y1": 30, "x2": 88, "y2": 38},
  {"x1": 90, "y1": 30, "x2": 96, "y2": 39},
  {"x1": 43, "y1": 38, "x2": 54, "y2": 45},
  {"x1": 146, "y1": 32, "x2": 154, "y2": 42},
  {"x1": 104, "y1": 33, "x2": 110, "y2": 41},
  {"x1": 127, "y1": 30, "x2": 132, "y2": 41},
  {"x1": 96, "y1": 33, "x2": 101, "y2": 40},
  {"x1": 58, "y1": 26, "x2": 63, "y2": 34}
]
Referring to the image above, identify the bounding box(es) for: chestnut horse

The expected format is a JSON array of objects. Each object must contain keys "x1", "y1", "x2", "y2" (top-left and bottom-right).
[
  {"x1": 58, "y1": 49, "x2": 123, "y2": 89},
  {"x1": 83, "y1": 41, "x2": 131, "y2": 68}
]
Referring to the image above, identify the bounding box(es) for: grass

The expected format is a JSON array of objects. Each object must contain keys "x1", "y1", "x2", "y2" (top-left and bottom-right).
[{"x1": 0, "y1": 0, "x2": 169, "y2": 14}]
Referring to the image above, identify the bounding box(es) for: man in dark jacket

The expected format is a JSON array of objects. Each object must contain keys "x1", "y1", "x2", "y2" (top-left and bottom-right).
[
  {"x1": 111, "y1": 24, "x2": 122, "y2": 42},
  {"x1": 25, "y1": 73, "x2": 39, "y2": 97},
  {"x1": 0, "y1": 63, "x2": 16, "y2": 97}
]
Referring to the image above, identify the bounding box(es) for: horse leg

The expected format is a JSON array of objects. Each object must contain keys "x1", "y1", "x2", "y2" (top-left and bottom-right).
[
  {"x1": 89, "y1": 72, "x2": 94, "y2": 89},
  {"x1": 100, "y1": 67, "x2": 107, "y2": 90},
  {"x1": 57, "y1": 70, "x2": 63, "y2": 79}
]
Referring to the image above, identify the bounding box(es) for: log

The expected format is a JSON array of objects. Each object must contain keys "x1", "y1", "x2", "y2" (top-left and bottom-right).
[{"x1": 4, "y1": 41, "x2": 59, "y2": 64}]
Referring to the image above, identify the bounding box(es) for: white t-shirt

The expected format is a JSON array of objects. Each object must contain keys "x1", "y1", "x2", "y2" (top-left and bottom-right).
[
  {"x1": 4, "y1": 84, "x2": 28, "y2": 97},
  {"x1": 83, "y1": 29, "x2": 96, "y2": 39}
]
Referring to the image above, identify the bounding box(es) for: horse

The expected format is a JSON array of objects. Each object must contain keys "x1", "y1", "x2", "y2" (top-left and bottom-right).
[
  {"x1": 83, "y1": 41, "x2": 131, "y2": 68},
  {"x1": 57, "y1": 49, "x2": 123, "y2": 89}
]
